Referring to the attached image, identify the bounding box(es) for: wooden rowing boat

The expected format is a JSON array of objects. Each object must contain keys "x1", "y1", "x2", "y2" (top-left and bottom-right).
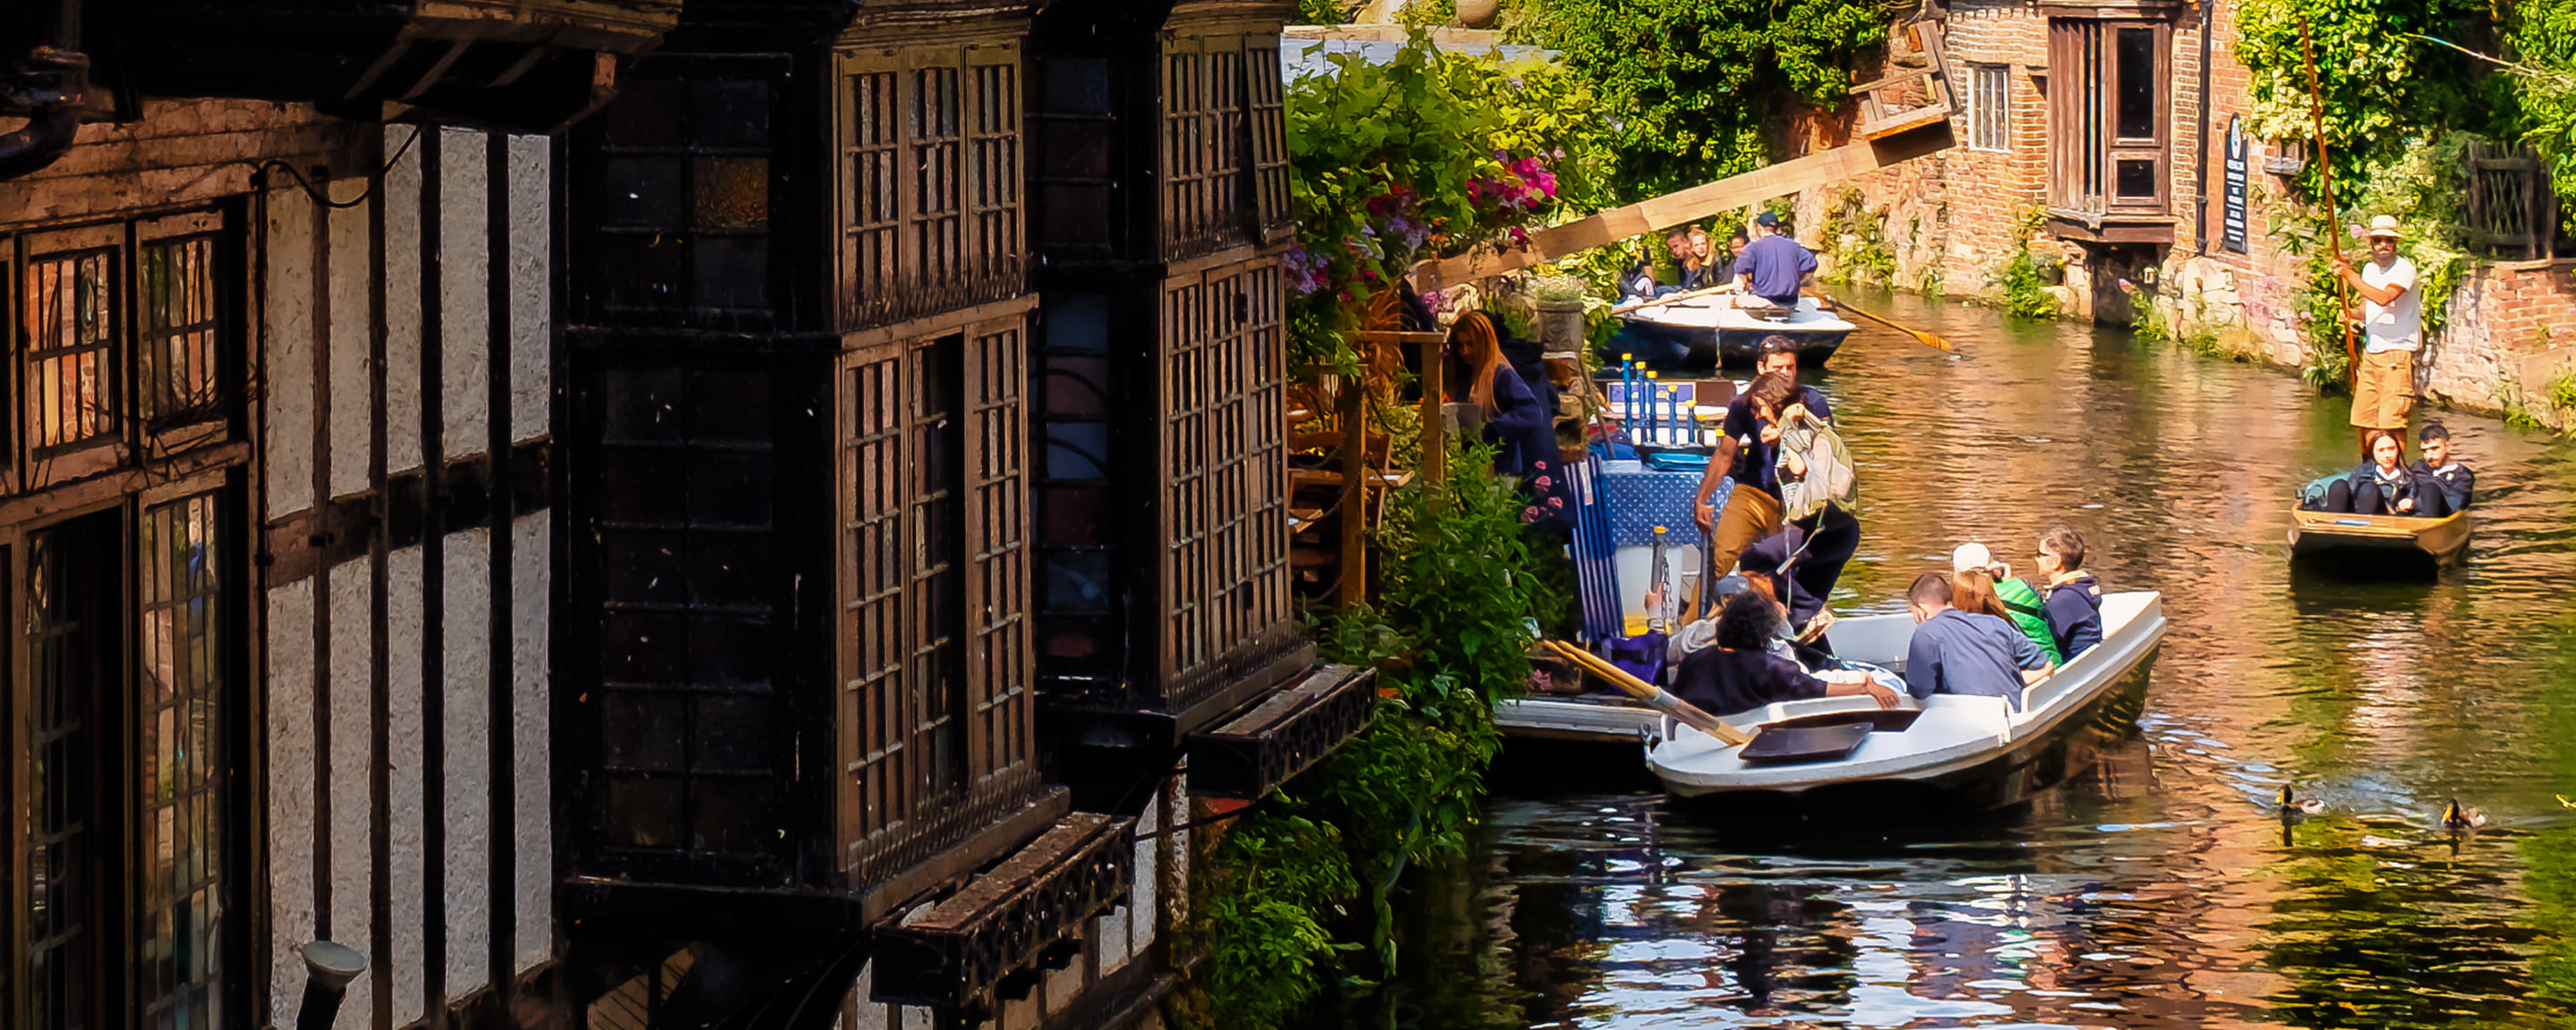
[
  {"x1": 1641, "y1": 591, "x2": 2165, "y2": 814},
  {"x1": 1617, "y1": 296, "x2": 1854, "y2": 368},
  {"x1": 2286, "y1": 508, "x2": 2470, "y2": 568}
]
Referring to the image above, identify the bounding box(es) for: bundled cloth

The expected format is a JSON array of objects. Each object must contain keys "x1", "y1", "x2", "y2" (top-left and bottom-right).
[{"x1": 1774, "y1": 409, "x2": 1856, "y2": 521}]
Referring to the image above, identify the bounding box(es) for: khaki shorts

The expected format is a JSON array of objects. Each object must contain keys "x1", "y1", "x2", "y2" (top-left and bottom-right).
[
  {"x1": 2349, "y1": 347, "x2": 2417, "y2": 430},
  {"x1": 1708, "y1": 482, "x2": 1784, "y2": 576}
]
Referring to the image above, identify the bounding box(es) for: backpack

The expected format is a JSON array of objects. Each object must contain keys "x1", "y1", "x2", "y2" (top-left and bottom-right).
[
  {"x1": 1994, "y1": 577, "x2": 2063, "y2": 664},
  {"x1": 1774, "y1": 410, "x2": 1856, "y2": 523}
]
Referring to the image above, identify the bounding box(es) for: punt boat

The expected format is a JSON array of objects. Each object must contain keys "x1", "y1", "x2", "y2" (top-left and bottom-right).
[
  {"x1": 2286, "y1": 508, "x2": 2470, "y2": 570},
  {"x1": 1637, "y1": 590, "x2": 2165, "y2": 813},
  {"x1": 1616, "y1": 295, "x2": 1855, "y2": 368}
]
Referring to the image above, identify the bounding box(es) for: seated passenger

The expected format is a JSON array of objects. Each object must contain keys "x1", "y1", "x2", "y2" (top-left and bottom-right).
[
  {"x1": 1670, "y1": 592, "x2": 1900, "y2": 717},
  {"x1": 1902, "y1": 573, "x2": 2052, "y2": 708},
  {"x1": 2409, "y1": 421, "x2": 2474, "y2": 516},
  {"x1": 1952, "y1": 542, "x2": 2062, "y2": 665},
  {"x1": 2320, "y1": 429, "x2": 2425, "y2": 517},
  {"x1": 2034, "y1": 524, "x2": 2103, "y2": 659}
]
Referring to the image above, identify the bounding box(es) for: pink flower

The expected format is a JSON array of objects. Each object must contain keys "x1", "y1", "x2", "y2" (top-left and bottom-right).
[
  {"x1": 1521, "y1": 505, "x2": 1541, "y2": 522},
  {"x1": 1546, "y1": 496, "x2": 1565, "y2": 510},
  {"x1": 1532, "y1": 475, "x2": 1554, "y2": 491}
]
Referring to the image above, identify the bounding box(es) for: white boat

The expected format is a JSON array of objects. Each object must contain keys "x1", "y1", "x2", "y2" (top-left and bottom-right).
[
  {"x1": 1641, "y1": 590, "x2": 2165, "y2": 812},
  {"x1": 1617, "y1": 295, "x2": 1857, "y2": 367}
]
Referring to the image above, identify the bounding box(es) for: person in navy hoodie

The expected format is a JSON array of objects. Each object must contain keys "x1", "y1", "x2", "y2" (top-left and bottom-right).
[
  {"x1": 2034, "y1": 524, "x2": 2103, "y2": 660},
  {"x1": 2409, "y1": 422, "x2": 2474, "y2": 517}
]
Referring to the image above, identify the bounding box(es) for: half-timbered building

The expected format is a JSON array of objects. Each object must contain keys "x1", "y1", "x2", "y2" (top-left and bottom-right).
[
  {"x1": 0, "y1": 1, "x2": 672, "y2": 1027},
  {"x1": 559, "y1": 1, "x2": 1372, "y2": 1027}
]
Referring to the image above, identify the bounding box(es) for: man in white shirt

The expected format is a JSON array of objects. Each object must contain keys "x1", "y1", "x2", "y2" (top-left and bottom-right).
[{"x1": 2334, "y1": 214, "x2": 2421, "y2": 452}]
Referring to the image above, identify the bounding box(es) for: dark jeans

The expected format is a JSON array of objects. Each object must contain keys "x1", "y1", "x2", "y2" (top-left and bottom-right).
[
  {"x1": 2325, "y1": 477, "x2": 2445, "y2": 517},
  {"x1": 1742, "y1": 504, "x2": 1860, "y2": 627}
]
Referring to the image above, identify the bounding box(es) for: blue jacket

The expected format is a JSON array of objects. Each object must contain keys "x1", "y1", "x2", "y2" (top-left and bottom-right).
[
  {"x1": 2410, "y1": 460, "x2": 2473, "y2": 512},
  {"x1": 2045, "y1": 575, "x2": 2104, "y2": 660}
]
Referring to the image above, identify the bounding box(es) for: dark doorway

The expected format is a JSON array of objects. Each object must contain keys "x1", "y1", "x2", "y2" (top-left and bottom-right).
[{"x1": 27, "y1": 509, "x2": 122, "y2": 1028}]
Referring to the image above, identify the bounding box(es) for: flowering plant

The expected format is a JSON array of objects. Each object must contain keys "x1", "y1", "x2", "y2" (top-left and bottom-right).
[{"x1": 1285, "y1": 31, "x2": 1611, "y2": 367}]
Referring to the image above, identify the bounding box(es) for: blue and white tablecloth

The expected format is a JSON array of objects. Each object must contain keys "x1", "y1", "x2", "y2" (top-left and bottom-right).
[{"x1": 1600, "y1": 469, "x2": 1725, "y2": 547}]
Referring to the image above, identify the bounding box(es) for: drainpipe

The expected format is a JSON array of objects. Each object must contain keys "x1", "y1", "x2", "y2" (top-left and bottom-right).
[
  {"x1": 2190, "y1": 0, "x2": 2215, "y2": 254},
  {"x1": 0, "y1": 0, "x2": 89, "y2": 182}
]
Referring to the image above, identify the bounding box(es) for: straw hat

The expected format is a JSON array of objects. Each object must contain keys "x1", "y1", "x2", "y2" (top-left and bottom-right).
[{"x1": 2362, "y1": 215, "x2": 2402, "y2": 240}]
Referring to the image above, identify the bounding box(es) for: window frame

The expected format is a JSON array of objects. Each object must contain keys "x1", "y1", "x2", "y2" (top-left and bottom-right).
[
  {"x1": 1967, "y1": 63, "x2": 2012, "y2": 153},
  {"x1": 2047, "y1": 18, "x2": 2172, "y2": 219},
  {"x1": 12, "y1": 476, "x2": 242, "y2": 1030},
  {"x1": 835, "y1": 317, "x2": 1041, "y2": 887},
  {"x1": 834, "y1": 41, "x2": 1029, "y2": 332}
]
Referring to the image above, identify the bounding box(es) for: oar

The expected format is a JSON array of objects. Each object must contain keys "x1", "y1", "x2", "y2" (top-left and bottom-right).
[
  {"x1": 1823, "y1": 294, "x2": 1953, "y2": 352},
  {"x1": 1609, "y1": 283, "x2": 1736, "y2": 316},
  {"x1": 1541, "y1": 639, "x2": 1752, "y2": 747},
  {"x1": 2296, "y1": 12, "x2": 2358, "y2": 394}
]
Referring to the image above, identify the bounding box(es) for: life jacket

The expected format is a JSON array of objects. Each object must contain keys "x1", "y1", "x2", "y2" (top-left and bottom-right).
[{"x1": 1996, "y1": 577, "x2": 2063, "y2": 664}]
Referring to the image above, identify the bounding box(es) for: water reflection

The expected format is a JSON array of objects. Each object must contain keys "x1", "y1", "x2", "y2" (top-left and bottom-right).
[{"x1": 1344, "y1": 293, "x2": 2576, "y2": 1028}]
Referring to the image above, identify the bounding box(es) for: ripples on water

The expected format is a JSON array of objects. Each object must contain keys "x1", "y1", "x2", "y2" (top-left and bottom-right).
[{"x1": 1341, "y1": 293, "x2": 2576, "y2": 1029}]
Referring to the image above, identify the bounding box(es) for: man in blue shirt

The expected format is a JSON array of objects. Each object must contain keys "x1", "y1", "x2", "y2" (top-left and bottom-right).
[
  {"x1": 1730, "y1": 211, "x2": 1818, "y2": 311},
  {"x1": 1902, "y1": 573, "x2": 2053, "y2": 708}
]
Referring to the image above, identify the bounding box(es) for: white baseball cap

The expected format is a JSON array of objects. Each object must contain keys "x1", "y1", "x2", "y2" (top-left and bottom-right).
[{"x1": 1951, "y1": 542, "x2": 1993, "y2": 574}]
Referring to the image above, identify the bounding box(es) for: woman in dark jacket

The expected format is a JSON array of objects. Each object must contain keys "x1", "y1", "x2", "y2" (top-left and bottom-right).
[
  {"x1": 1670, "y1": 593, "x2": 1898, "y2": 717},
  {"x1": 1447, "y1": 312, "x2": 1568, "y2": 522},
  {"x1": 2323, "y1": 428, "x2": 2427, "y2": 516}
]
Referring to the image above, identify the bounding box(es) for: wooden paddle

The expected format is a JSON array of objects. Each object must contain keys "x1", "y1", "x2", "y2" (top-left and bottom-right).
[
  {"x1": 1609, "y1": 283, "x2": 1737, "y2": 316},
  {"x1": 1541, "y1": 639, "x2": 1752, "y2": 746},
  {"x1": 1822, "y1": 294, "x2": 1953, "y2": 352}
]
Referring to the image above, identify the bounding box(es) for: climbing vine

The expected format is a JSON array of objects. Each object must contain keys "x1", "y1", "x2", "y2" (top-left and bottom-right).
[
  {"x1": 1190, "y1": 445, "x2": 1559, "y2": 1029},
  {"x1": 1499, "y1": 0, "x2": 1900, "y2": 199},
  {"x1": 2234, "y1": 0, "x2": 2492, "y2": 193}
]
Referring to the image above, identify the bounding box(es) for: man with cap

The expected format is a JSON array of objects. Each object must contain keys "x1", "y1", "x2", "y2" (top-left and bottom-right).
[
  {"x1": 1730, "y1": 211, "x2": 1818, "y2": 313},
  {"x1": 2334, "y1": 215, "x2": 2421, "y2": 452}
]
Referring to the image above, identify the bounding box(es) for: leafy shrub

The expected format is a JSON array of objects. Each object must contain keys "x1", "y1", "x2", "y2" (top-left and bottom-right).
[
  {"x1": 1504, "y1": 0, "x2": 1893, "y2": 198},
  {"x1": 1996, "y1": 250, "x2": 2060, "y2": 320},
  {"x1": 1190, "y1": 445, "x2": 1560, "y2": 1029}
]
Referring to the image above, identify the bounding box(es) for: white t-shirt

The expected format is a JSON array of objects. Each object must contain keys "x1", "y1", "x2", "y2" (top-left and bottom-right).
[{"x1": 2360, "y1": 256, "x2": 2421, "y2": 353}]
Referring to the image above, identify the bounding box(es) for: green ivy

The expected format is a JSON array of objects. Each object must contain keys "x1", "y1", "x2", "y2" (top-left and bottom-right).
[
  {"x1": 1500, "y1": 0, "x2": 1898, "y2": 199},
  {"x1": 2234, "y1": 0, "x2": 2492, "y2": 192},
  {"x1": 1818, "y1": 188, "x2": 1895, "y2": 286},
  {"x1": 1189, "y1": 445, "x2": 1560, "y2": 1029},
  {"x1": 1295, "y1": 0, "x2": 1357, "y2": 23}
]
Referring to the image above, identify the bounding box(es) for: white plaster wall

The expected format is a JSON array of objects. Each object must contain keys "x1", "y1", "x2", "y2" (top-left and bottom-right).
[
  {"x1": 1167, "y1": 775, "x2": 1191, "y2": 926},
  {"x1": 507, "y1": 134, "x2": 551, "y2": 444},
  {"x1": 265, "y1": 187, "x2": 316, "y2": 519},
  {"x1": 386, "y1": 545, "x2": 428, "y2": 1027},
  {"x1": 385, "y1": 131, "x2": 425, "y2": 476},
  {"x1": 512, "y1": 513, "x2": 552, "y2": 969},
  {"x1": 443, "y1": 528, "x2": 494, "y2": 994},
  {"x1": 439, "y1": 128, "x2": 491, "y2": 460},
  {"x1": 326, "y1": 182, "x2": 374, "y2": 499},
  {"x1": 1096, "y1": 898, "x2": 1132, "y2": 973},
  {"x1": 326, "y1": 561, "x2": 375, "y2": 1024},
  {"x1": 847, "y1": 963, "x2": 886, "y2": 1030},
  {"x1": 1130, "y1": 795, "x2": 1160, "y2": 958},
  {"x1": 266, "y1": 579, "x2": 318, "y2": 1026}
]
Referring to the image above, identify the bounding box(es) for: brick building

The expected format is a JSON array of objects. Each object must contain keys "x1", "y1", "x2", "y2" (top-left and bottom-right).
[{"x1": 1801, "y1": 0, "x2": 2576, "y2": 425}]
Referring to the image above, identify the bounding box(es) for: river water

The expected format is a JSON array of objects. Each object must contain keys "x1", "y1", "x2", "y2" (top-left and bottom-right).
[{"x1": 1349, "y1": 292, "x2": 2576, "y2": 1029}]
